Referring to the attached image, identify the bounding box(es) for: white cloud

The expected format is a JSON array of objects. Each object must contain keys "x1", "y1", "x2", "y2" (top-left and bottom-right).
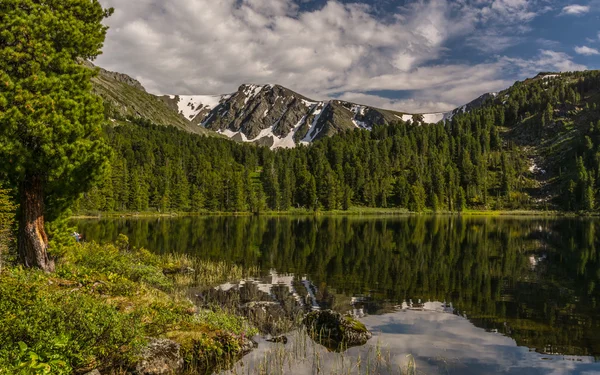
[
  {"x1": 575, "y1": 46, "x2": 600, "y2": 55},
  {"x1": 502, "y1": 50, "x2": 587, "y2": 75},
  {"x1": 489, "y1": 0, "x2": 539, "y2": 21},
  {"x1": 561, "y1": 5, "x2": 590, "y2": 15},
  {"x1": 467, "y1": 34, "x2": 523, "y2": 53},
  {"x1": 95, "y1": 0, "x2": 566, "y2": 113},
  {"x1": 232, "y1": 309, "x2": 597, "y2": 375}
]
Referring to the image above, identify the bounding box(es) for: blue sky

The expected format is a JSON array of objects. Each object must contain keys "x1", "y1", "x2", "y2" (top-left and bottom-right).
[{"x1": 96, "y1": 0, "x2": 600, "y2": 113}]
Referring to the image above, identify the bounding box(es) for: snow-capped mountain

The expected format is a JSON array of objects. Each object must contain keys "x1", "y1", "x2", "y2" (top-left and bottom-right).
[
  {"x1": 175, "y1": 83, "x2": 467, "y2": 149},
  {"x1": 88, "y1": 62, "x2": 552, "y2": 149},
  {"x1": 163, "y1": 94, "x2": 232, "y2": 125}
]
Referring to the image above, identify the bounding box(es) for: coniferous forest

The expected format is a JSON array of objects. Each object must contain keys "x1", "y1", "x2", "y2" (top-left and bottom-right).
[{"x1": 72, "y1": 70, "x2": 600, "y2": 214}]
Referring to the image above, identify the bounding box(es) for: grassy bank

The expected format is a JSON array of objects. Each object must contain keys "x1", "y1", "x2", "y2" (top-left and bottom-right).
[
  {"x1": 0, "y1": 237, "x2": 258, "y2": 375},
  {"x1": 72, "y1": 206, "x2": 581, "y2": 219}
]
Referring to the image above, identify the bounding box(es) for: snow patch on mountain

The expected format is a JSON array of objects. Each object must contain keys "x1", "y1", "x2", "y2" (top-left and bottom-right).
[
  {"x1": 241, "y1": 84, "x2": 267, "y2": 105},
  {"x1": 176, "y1": 95, "x2": 228, "y2": 120},
  {"x1": 301, "y1": 103, "x2": 328, "y2": 144},
  {"x1": 218, "y1": 128, "x2": 249, "y2": 142},
  {"x1": 353, "y1": 118, "x2": 371, "y2": 130},
  {"x1": 350, "y1": 104, "x2": 367, "y2": 116},
  {"x1": 301, "y1": 99, "x2": 318, "y2": 108},
  {"x1": 422, "y1": 113, "x2": 445, "y2": 123},
  {"x1": 273, "y1": 115, "x2": 308, "y2": 149}
]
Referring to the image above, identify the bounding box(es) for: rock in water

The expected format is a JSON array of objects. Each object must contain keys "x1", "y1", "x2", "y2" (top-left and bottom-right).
[
  {"x1": 303, "y1": 310, "x2": 372, "y2": 351},
  {"x1": 266, "y1": 335, "x2": 289, "y2": 344},
  {"x1": 135, "y1": 338, "x2": 184, "y2": 375}
]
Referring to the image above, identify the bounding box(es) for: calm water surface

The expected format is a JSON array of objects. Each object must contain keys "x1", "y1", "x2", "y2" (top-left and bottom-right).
[{"x1": 74, "y1": 216, "x2": 600, "y2": 374}]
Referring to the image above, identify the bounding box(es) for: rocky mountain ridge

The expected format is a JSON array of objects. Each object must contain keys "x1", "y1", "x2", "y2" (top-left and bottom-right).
[
  {"x1": 89, "y1": 62, "x2": 556, "y2": 149},
  {"x1": 167, "y1": 84, "x2": 491, "y2": 149}
]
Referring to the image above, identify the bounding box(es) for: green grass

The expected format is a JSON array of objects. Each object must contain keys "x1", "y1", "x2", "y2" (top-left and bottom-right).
[
  {"x1": 0, "y1": 238, "x2": 258, "y2": 375},
  {"x1": 72, "y1": 206, "x2": 587, "y2": 219}
]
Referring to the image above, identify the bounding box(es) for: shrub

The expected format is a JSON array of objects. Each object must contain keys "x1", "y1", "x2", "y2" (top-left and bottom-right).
[{"x1": 0, "y1": 269, "x2": 145, "y2": 374}]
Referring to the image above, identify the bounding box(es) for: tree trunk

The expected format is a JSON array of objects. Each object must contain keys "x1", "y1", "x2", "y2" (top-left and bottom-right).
[{"x1": 18, "y1": 174, "x2": 54, "y2": 272}]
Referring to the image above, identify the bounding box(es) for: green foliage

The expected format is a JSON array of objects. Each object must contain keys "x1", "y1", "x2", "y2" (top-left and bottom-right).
[
  {"x1": 0, "y1": 185, "x2": 15, "y2": 263},
  {"x1": 58, "y1": 241, "x2": 174, "y2": 293},
  {"x1": 0, "y1": 0, "x2": 113, "y2": 220},
  {"x1": 196, "y1": 309, "x2": 258, "y2": 337},
  {"x1": 14, "y1": 341, "x2": 68, "y2": 375},
  {"x1": 77, "y1": 112, "x2": 526, "y2": 214},
  {"x1": 0, "y1": 268, "x2": 145, "y2": 374},
  {"x1": 45, "y1": 211, "x2": 77, "y2": 258},
  {"x1": 0, "y1": 239, "x2": 258, "y2": 373}
]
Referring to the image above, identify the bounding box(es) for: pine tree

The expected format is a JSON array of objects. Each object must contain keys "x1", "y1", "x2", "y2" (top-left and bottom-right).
[
  {"x1": 458, "y1": 187, "x2": 467, "y2": 212},
  {"x1": 0, "y1": 1, "x2": 113, "y2": 271}
]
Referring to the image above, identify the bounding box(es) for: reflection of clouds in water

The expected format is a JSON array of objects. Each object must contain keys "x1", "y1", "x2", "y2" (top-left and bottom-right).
[
  {"x1": 362, "y1": 310, "x2": 598, "y2": 375},
  {"x1": 224, "y1": 309, "x2": 600, "y2": 375}
]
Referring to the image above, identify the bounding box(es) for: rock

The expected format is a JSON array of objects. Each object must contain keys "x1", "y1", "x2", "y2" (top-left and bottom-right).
[
  {"x1": 303, "y1": 310, "x2": 372, "y2": 352},
  {"x1": 135, "y1": 338, "x2": 184, "y2": 375},
  {"x1": 240, "y1": 301, "x2": 295, "y2": 335},
  {"x1": 240, "y1": 336, "x2": 259, "y2": 355},
  {"x1": 266, "y1": 335, "x2": 288, "y2": 344},
  {"x1": 84, "y1": 370, "x2": 101, "y2": 375}
]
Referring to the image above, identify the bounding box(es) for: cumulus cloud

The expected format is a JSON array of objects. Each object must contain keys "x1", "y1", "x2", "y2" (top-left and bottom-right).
[
  {"x1": 95, "y1": 0, "x2": 578, "y2": 113},
  {"x1": 502, "y1": 50, "x2": 587, "y2": 75},
  {"x1": 575, "y1": 46, "x2": 600, "y2": 55},
  {"x1": 561, "y1": 5, "x2": 590, "y2": 15}
]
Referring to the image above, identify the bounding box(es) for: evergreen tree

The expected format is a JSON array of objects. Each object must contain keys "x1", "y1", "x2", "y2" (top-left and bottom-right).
[{"x1": 0, "y1": 0, "x2": 113, "y2": 271}]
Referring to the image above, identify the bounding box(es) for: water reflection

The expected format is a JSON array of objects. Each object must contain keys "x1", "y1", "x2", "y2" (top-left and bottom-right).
[{"x1": 74, "y1": 215, "x2": 600, "y2": 364}]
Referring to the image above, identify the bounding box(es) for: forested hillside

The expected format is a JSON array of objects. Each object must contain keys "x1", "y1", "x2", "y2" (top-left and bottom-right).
[{"x1": 70, "y1": 70, "x2": 600, "y2": 213}]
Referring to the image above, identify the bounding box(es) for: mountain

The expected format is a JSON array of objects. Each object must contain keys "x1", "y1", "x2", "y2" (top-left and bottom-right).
[
  {"x1": 87, "y1": 62, "x2": 505, "y2": 148},
  {"x1": 79, "y1": 69, "x2": 600, "y2": 215},
  {"x1": 86, "y1": 62, "x2": 210, "y2": 135},
  {"x1": 169, "y1": 84, "x2": 463, "y2": 149}
]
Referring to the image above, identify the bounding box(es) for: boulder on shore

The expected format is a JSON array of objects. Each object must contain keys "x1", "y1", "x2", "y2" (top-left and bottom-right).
[
  {"x1": 303, "y1": 310, "x2": 372, "y2": 352},
  {"x1": 135, "y1": 338, "x2": 184, "y2": 375}
]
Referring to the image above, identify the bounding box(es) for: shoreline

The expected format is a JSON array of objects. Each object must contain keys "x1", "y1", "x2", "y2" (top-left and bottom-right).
[{"x1": 70, "y1": 208, "x2": 591, "y2": 220}]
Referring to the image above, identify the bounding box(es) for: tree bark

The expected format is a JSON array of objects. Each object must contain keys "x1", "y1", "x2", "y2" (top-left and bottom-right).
[{"x1": 18, "y1": 174, "x2": 54, "y2": 272}]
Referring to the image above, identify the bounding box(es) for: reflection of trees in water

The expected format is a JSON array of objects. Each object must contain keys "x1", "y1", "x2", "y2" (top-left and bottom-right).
[{"x1": 75, "y1": 216, "x2": 600, "y2": 357}]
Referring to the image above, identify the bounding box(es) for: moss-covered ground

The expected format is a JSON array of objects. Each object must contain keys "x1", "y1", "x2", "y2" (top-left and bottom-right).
[{"x1": 0, "y1": 237, "x2": 257, "y2": 375}]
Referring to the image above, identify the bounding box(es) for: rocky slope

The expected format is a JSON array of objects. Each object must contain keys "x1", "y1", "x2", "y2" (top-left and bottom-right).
[
  {"x1": 90, "y1": 62, "x2": 567, "y2": 150},
  {"x1": 86, "y1": 62, "x2": 210, "y2": 135},
  {"x1": 170, "y1": 84, "x2": 464, "y2": 149},
  {"x1": 168, "y1": 83, "x2": 509, "y2": 149}
]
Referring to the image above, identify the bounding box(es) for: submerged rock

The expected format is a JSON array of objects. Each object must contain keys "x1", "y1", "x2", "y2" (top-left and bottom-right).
[
  {"x1": 303, "y1": 310, "x2": 372, "y2": 351},
  {"x1": 266, "y1": 335, "x2": 289, "y2": 344},
  {"x1": 240, "y1": 336, "x2": 259, "y2": 354},
  {"x1": 135, "y1": 338, "x2": 184, "y2": 375},
  {"x1": 240, "y1": 301, "x2": 294, "y2": 335},
  {"x1": 165, "y1": 330, "x2": 257, "y2": 374}
]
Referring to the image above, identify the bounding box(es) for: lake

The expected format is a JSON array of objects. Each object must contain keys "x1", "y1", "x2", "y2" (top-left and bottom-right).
[{"x1": 73, "y1": 215, "x2": 600, "y2": 374}]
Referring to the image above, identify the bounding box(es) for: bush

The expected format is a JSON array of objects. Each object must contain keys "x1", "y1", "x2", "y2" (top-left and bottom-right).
[
  {"x1": 0, "y1": 269, "x2": 145, "y2": 374},
  {"x1": 0, "y1": 239, "x2": 258, "y2": 374}
]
